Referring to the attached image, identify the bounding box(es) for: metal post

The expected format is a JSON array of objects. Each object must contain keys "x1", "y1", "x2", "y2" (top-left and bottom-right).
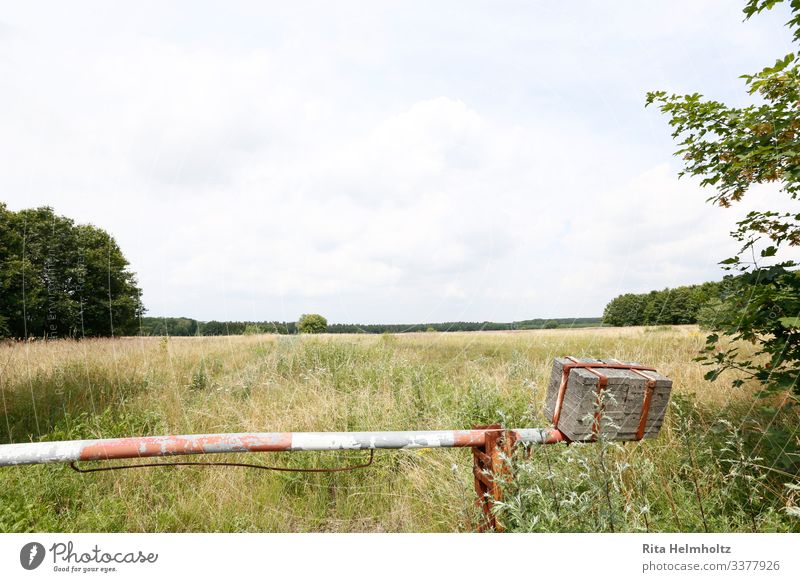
[{"x1": 471, "y1": 425, "x2": 521, "y2": 531}]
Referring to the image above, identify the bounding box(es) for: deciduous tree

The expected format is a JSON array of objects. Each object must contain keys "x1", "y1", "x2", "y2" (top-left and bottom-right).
[
  {"x1": 0, "y1": 204, "x2": 143, "y2": 338},
  {"x1": 646, "y1": 0, "x2": 800, "y2": 397},
  {"x1": 298, "y1": 313, "x2": 328, "y2": 334}
]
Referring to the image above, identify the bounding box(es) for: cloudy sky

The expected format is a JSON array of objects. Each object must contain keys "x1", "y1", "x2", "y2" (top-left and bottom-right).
[{"x1": 0, "y1": 1, "x2": 796, "y2": 323}]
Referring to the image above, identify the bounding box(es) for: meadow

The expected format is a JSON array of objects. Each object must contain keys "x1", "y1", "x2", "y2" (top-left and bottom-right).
[{"x1": 0, "y1": 326, "x2": 797, "y2": 532}]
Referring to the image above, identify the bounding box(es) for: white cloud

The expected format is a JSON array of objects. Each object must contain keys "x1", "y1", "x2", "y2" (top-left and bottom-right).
[{"x1": 0, "y1": 1, "x2": 797, "y2": 323}]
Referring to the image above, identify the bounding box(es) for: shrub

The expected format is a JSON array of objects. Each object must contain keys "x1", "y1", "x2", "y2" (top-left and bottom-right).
[{"x1": 298, "y1": 313, "x2": 328, "y2": 334}]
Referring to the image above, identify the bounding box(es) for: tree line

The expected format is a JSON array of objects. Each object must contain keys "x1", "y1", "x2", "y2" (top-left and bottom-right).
[
  {"x1": 0, "y1": 204, "x2": 143, "y2": 338},
  {"x1": 138, "y1": 316, "x2": 603, "y2": 336},
  {"x1": 602, "y1": 279, "x2": 740, "y2": 327}
]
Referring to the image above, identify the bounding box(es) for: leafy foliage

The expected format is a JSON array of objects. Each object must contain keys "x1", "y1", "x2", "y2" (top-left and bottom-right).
[
  {"x1": 646, "y1": 0, "x2": 800, "y2": 397},
  {"x1": 138, "y1": 317, "x2": 198, "y2": 336},
  {"x1": 297, "y1": 313, "x2": 328, "y2": 334},
  {"x1": 0, "y1": 204, "x2": 143, "y2": 338},
  {"x1": 604, "y1": 281, "x2": 723, "y2": 326}
]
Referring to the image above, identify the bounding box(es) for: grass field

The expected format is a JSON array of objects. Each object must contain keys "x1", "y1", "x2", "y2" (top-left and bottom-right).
[{"x1": 0, "y1": 326, "x2": 798, "y2": 532}]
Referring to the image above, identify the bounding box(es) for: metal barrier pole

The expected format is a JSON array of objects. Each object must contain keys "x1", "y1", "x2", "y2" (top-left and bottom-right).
[{"x1": 0, "y1": 427, "x2": 565, "y2": 467}]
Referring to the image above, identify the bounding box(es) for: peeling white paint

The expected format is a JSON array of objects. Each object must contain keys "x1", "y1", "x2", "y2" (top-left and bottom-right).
[
  {"x1": 291, "y1": 431, "x2": 459, "y2": 451},
  {"x1": 514, "y1": 428, "x2": 553, "y2": 444},
  {"x1": 0, "y1": 440, "x2": 87, "y2": 466}
]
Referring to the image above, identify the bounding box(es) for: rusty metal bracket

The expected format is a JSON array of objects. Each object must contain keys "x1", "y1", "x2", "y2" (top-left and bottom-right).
[{"x1": 471, "y1": 424, "x2": 517, "y2": 532}]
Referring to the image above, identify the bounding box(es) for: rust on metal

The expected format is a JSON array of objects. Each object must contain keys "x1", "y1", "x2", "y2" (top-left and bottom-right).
[
  {"x1": 452, "y1": 429, "x2": 492, "y2": 447},
  {"x1": 542, "y1": 428, "x2": 567, "y2": 444},
  {"x1": 0, "y1": 428, "x2": 565, "y2": 467},
  {"x1": 471, "y1": 424, "x2": 519, "y2": 532},
  {"x1": 629, "y1": 367, "x2": 657, "y2": 441},
  {"x1": 79, "y1": 432, "x2": 293, "y2": 461},
  {"x1": 578, "y1": 360, "x2": 609, "y2": 439}
]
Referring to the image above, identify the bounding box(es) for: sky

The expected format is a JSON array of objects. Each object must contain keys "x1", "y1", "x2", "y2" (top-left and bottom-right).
[{"x1": 0, "y1": 1, "x2": 797, "y2": 324}]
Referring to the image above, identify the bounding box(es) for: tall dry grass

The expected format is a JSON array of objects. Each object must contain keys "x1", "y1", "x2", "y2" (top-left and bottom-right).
[{"x1": 0, "y1": 326, "x2": 797, "y2": 532}]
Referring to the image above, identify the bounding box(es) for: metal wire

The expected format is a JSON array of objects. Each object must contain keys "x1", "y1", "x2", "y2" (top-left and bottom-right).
[{"x1": 69, "y1": 449, "x2": 375, "y2": 474}]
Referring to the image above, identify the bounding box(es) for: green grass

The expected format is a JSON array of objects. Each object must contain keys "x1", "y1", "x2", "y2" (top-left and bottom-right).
[{"x1": 0, "y1": 326, "x2": 797, "y2": 532}]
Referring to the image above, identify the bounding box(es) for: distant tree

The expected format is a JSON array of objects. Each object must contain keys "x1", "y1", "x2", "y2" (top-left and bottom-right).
[
  {"x1": 139, "y1": 317, "x2": 199, "y2": 336},
  {"x1": 604, "y1": 293, "x2": 649, "y2": 326},
  {"x1": 543, "y1": 320, "x2": 559, "y2": 329},
  {"x1": 199, "y1": 321, "x2": 224, "y2": 336},
  {"x1": 604, "y1": 281, "x2": 726, "y2": 327},
  {"x1": 298, "y1": 313, "x2": 327, "y2": 334},
  {"x1": 0, "y1": 204, "x2": 143, "y2": 338},
  {"x1": 243, "y1": 323, "x2": 263, "y2": 335},
  {"x1": 187, "y1": 317, "x2": 601, "y2": 336}
]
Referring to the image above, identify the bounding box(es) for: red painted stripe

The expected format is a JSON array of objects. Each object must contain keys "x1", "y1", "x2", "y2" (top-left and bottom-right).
[
  {"x1": 543, "y1": 428, "x2": 567, "y2": 444},
  {"x1": 79, "y1": 433, "x2": 293, "y2": 461},
  {"x1": 452, "y1": 430, "x2": 490, "y2": 447}
]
